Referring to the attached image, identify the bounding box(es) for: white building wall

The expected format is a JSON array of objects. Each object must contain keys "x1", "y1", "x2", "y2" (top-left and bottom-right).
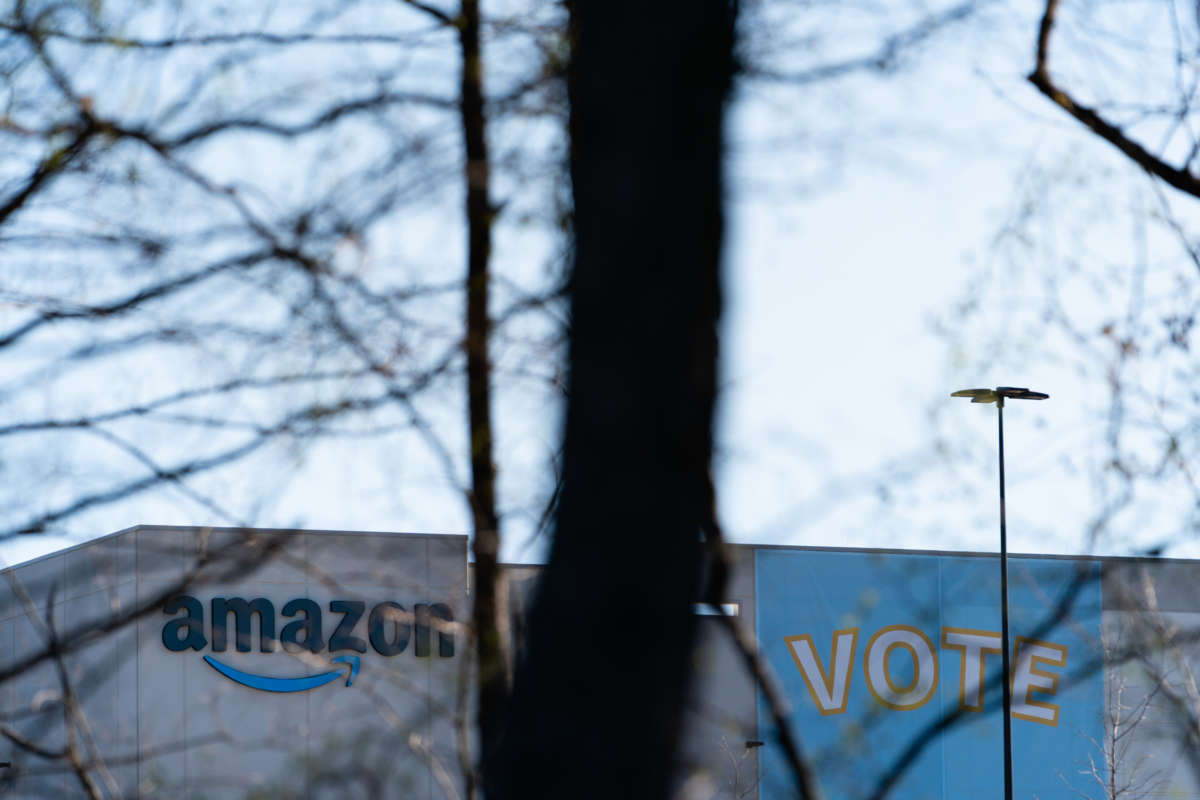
[
  {"x1": 6, "y1": 531, "x2": 1200, "y2": 800},
  {"x1": 0, "y1": 526, "x2": 467, "y2": 800}
]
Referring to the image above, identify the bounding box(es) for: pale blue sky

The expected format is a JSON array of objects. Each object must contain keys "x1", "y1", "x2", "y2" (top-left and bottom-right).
[{"x1": 2, "y1": 0, "x2": 1197, "y2": 568}]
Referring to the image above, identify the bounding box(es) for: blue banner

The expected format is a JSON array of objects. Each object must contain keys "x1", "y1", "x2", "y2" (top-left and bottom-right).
[{"x1": 756, "y1": 549, "x2": 1104, "y2": 799}]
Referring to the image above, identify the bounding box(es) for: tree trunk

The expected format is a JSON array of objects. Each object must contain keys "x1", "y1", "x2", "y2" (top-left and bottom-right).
[
  {"x1": 458, "y1": 0, "x2": 508, "y2": 785},
  {"x1": 486, "y1": 1, "x2": 736, "y2": 796}
]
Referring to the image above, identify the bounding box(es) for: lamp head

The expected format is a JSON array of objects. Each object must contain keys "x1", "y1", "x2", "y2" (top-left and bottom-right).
[{"x1": 951, "y1": 387, "x2": 1049, "y2": 405}]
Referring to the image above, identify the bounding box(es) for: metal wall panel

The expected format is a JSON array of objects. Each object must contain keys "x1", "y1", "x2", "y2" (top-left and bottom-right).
[{"x1": 0, "y1": 526, "x2": 468, "y2": 800}]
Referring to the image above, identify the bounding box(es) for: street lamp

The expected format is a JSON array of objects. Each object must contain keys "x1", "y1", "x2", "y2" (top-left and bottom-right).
[{"x1": 951, "y1": 386, "x2": 1048, "y2": 800}]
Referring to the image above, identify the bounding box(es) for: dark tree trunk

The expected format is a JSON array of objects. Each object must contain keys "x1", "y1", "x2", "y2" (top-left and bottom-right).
[{"x1": 486, "y1": 1, "x2": 736, "y2": 797}]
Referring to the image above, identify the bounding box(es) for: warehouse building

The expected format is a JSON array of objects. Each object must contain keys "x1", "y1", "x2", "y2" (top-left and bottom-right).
[{"x1": 0, "y1": 526, "x2": 1197, "y2": 798}]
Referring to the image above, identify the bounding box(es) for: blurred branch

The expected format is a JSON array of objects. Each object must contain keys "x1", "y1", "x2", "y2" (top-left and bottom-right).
[
  {"x1": 458, "y1": 0, "x2": 508, "y2": 789},
  {"x1": 745, "y1": 0, "x2": 983, "y2": 84},
  {"x1": 0, "y1": 249, "x2": 272, "y2": 350},
  {"x1": 0, "y1": 123, "x2": 94, "y2": 227},
  {"x1": 0, "y1": 21, "x2": 443, "y2": 48},
  {"x1": 47, "y1": 601, "x2": 114, "y2": 800},
  {"x1": 0, "y1": 532, "x2": 285, "y2": 686},
  {"x1": 399, "y1": 0, "x2": 458, "y2": 28},
  {"x1": 3, "y1": 381, "x2": 437, "y2": 536},
  {"x1": 1028, "y1": 0, "x2": 1200, "y2": 200},
  {"x1": 0, "y1": 722, "x2": 66, "y2": 761},
  {"x1": 161, "y1": 91, "x2": 458, "y2": 147},
  {"x1": 701, "y1": 466, "x2": 821, "y2": 800}
]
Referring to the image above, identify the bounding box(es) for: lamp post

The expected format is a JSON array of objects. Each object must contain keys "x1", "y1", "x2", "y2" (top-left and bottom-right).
[{"x1": 950, "y1": 386, "x2": 1048, "y2": 800}]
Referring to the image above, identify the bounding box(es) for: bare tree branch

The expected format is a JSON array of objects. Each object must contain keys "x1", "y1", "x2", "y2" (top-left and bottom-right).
[
  {"x1": 700, "y1": 469, "x2": 821, "y2": 800},
  {"x1": 458, "y1": 0, "x2": 509, "y2": 787},
  {"x1": 1028, "y1": 0, "x2": 1200, "y2": 199}
]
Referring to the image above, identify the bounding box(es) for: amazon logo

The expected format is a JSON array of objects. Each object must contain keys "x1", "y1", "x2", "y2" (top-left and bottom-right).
[{"x1": 161, "y1": 595, "x2": 455, "y2": 693}]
